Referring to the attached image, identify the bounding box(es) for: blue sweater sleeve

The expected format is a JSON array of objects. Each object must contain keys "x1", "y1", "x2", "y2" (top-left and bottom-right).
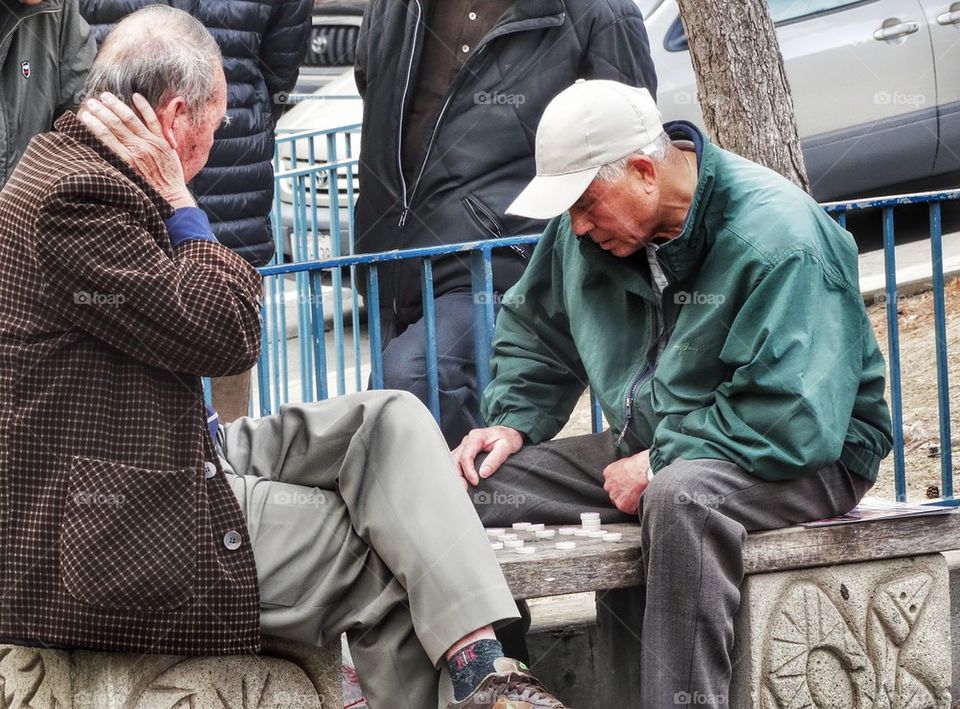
[{"x1": 165, "y1": 207, "x2": 217, "y2": 248}]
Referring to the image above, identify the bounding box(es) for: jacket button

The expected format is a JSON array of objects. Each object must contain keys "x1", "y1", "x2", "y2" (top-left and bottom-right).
[
  {"x1": 468, "y1": 11, "x2": 477, "y2": 20},
  {"x1": 461, "y1": 44, "x2": 470, "y2": 53},
  {"x1": 204, "y1": 462, "x2": 217, "y2": 479},
  {"x1": 223, "y1": 531, "x2": 242, "y2": 550}
]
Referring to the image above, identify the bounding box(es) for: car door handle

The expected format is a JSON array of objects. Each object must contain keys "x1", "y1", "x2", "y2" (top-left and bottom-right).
[
  {"x1": 937, "y1": 9, "x2": 960, "y2": 25},
  {"x1": 873, "y1": 21, "x2": 921, "y2": 40}
]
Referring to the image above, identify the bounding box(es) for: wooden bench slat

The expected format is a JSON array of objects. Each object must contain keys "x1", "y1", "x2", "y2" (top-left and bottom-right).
[{"x1": 497, "y1": 512, "x2": 960, "y2": 599}]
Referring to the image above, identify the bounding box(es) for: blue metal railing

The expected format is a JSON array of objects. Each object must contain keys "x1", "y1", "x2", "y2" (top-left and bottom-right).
[
  {"x1": 264, "y1": 116, "x2": 958, "y2": 502},
  {"x1": 824, "y1": 189, "x2": 960, "y2": 502}
]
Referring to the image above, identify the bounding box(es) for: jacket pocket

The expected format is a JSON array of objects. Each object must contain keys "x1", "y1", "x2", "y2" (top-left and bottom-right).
[
  {"x1": 463, "y1": 194, "x2": 504, "y2": 238},
  {"x1": 59, "y1": 456, "x2": 200, "y2": 611}
]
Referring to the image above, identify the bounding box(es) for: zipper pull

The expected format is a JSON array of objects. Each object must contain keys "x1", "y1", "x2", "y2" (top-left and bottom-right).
[
  {"x1": 398, "y1": 208, "x2": 409, "y2": 227},
  {"x1": 617, "y1": 396, "x2": 634, "y2": 447}
]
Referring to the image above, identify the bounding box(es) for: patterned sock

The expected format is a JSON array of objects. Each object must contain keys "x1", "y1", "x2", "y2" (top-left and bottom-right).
[{"x1": 446, "y1": 638, "x2": 505, "y2": 701}]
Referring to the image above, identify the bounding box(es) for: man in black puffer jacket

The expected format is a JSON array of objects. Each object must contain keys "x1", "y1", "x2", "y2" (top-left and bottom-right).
[
  {"x1": 80, "y1": 0, "x2": 311, "y2": 419},
  {"x1": 355, "y1": 0, "x2": 658, "y2": 448}
]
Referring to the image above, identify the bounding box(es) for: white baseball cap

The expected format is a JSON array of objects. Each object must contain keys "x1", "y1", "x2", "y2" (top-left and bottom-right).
[{"x1": 506, "y1": 80, "x2": 665, "y2": 220}]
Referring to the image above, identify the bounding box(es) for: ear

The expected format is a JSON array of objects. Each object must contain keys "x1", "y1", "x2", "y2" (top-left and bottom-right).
[
  {"x1": 626, "y1": 153, "x2": 658, "y2": 191},
  {"x1": 152, "y1": 95, "x2": 188, "y2": 151}
]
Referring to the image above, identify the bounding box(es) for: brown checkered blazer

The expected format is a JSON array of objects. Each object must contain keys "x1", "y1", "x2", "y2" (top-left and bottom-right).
[{"x1": 0, "y1": 112, "x2": 263, "y2": 655}]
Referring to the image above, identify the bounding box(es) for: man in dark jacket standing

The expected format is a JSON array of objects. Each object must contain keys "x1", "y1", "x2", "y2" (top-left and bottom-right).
[
  {"x1": 355, "y1": 0, "x2": 658, "y2": 448},
  {"x1": 1, "y1": 0, "x2": 95, "y2": 186},
  {"x1": 79, "y1": 0, "x2": 312, "y2": 420}
]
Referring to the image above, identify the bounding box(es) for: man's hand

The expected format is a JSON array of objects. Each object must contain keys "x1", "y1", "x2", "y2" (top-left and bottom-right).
[
  {"x1": 78, "y1": 92, "x2": 195, "y2": 209},
  {"x1": 452, "y1": 426, "x2": 524, "y2": 488},
  {"x1": 603, "y1": 449, "x2": 651, "y2": 515}
]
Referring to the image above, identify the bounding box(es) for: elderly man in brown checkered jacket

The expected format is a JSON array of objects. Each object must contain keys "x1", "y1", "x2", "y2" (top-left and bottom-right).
[{"x1": 0, "y1": 7, "x2": 567, "y2": 709}]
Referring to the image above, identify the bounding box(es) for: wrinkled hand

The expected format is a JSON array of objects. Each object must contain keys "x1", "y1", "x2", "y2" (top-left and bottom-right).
[
  {"x1": 603, "y1": 449, "x2": 651, "y2": 515},
  {"x1": 78, "y1": 92, "x2": 195, "y2": 209},
  {"x1": 452, "y1": 426, "x2": 524, "y2": 489}
]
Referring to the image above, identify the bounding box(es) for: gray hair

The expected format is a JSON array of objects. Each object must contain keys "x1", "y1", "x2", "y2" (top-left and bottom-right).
[
  {"x1": 82, "y1": 6, "x2": 222, "y2": 118},
  {"x1": 595, "y1": 132, "x2": 672, "y2": 182}
]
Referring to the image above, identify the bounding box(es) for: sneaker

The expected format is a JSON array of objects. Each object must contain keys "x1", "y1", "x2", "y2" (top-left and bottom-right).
[{"x1": 447, "y1": 657, "x2": 569, "y2": 708}]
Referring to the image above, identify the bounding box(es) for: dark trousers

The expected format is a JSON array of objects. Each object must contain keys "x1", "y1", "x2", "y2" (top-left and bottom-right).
[
  {"x1": 473, "y1": 432, "x2": 872, "y2": 708},
  {"x1": 379, "y1": 290, "x2": 483, "y2": 449}
]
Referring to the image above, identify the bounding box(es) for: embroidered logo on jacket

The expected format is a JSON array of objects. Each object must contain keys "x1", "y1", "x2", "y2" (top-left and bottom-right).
[{"x1": 20, "y1": 61, "x2": 30, "y2": 79}]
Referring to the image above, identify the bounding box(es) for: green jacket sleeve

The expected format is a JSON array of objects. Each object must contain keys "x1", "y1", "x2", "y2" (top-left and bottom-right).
[
  {"x1": 481, "y1": 219, "x2": 587, "y2": 442},
  {"x1": 650, "y1": 250, "x2": 866, "y2": 480}
]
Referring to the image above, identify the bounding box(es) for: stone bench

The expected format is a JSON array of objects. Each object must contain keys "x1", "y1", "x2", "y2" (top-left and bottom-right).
[
  {"x1": 497, "y1": 514, "x2": 960, "y2": 708},
  {"x1": 0, "y1": 635, "x2": 342, "y2": 708}
]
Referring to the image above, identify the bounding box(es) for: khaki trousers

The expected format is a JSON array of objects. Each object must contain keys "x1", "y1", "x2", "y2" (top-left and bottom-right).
[{"x1": 220, "y1": 391, "x2": 519, "y2": 709}]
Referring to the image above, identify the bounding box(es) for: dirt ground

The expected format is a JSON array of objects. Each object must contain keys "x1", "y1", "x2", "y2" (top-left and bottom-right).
[{"x1": 557, "y1": 278, "x2": 960, "y2": 502}]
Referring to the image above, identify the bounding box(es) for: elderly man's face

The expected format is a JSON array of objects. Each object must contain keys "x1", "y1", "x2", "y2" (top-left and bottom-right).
[
  {"x1": 174, "y1": 68, "x2": 228, "y2": 183},
  {"x1": 568, "y1": 158, "x2": 660, "y2": 258}
]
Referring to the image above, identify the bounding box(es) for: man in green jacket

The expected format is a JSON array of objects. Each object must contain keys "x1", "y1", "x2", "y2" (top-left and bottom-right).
[
  {"x1": 1, "y1": 0, "x2": 94, "y2": 186},
  {"x1": 453, "y1": 80, "x2": 893, "y2": 707}
]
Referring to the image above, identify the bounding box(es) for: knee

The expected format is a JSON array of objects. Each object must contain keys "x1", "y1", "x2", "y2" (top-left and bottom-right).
[
  {"x1": 640, "y1": 460, "x2": 710, "y2": 523},
  {"x1": 380, "y1": 339, "x2": 425, "y2": 393}
]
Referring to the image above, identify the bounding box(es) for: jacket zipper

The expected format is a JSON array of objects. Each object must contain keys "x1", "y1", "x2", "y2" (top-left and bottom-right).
[
  {"x1": 617, "y1": 252, "x2": 676, "y2": 447},
  {"x1": 617, "y1": 362, "x2": 656, "y2": 447},
  {"x1": 402, "y1": 43, "x2": 489, "y2": 226},
  {"x1": 396, "y1": 0, "x2": 423, "y2": 228}
]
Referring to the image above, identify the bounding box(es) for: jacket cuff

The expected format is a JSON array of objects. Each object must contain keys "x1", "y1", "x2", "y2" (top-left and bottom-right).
[{"x1": 165, "y1": 207, "x2": 217, "y2": 248}]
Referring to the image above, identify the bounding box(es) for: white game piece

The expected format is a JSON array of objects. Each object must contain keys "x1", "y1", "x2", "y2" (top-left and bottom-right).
[
  {"x1": 515, "y1": 545, "x2": 536, "y2": 555},
  {"x1": 558, "y1": 527, "x2": 577, "y2": 535},
  {"x1": 503, "y1": 539, "x2": 524, "y2": 549},
  {"x1": 586, "y1": 530, "x2": 605, "y2": 538},
  {"x1": 602, "y1": 532, "x2": 624, "y2": 542},
  {"x1": 535, "y1": 530, "x2": 556, "y2": 539},
  {"x1": 501, "y1": 533, "x2": 519, "y2": 541},
  {"x1": 555, "y1": 541, "x2": 577, "y2": 550},
  {"x1": 490, "y1": 541, "x2": 504, "y2": 550},
  {"x1": 528, "y1": 523, "x2": 545, "y2": 531},
  {"x1": 512, "y1": 522, "x2": 533, "y2": 529},
  {"x1": 486, "y1": 528, "x2": 506, "y2": 537}
]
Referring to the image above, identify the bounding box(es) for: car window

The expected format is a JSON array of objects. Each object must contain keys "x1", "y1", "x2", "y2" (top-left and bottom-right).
[
  {"x1": 665, "y1": 0, "x2": 869, "y2": 51},
  {"x1": 767, "y1": 0, "x2": 864, "y2": 23}
]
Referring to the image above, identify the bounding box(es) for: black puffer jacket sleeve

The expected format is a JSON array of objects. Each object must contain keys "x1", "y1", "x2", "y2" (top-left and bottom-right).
[{"x1": 259, "y1": 0, "x2": 312, "y2": 102}]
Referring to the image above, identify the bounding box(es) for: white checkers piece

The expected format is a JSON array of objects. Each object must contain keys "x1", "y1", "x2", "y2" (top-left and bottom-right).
[
  {"x1": 602, "y1": 532, "x2": 624, "y2": 542},
  {"x1": 580, "y1": 512, "x2": 600, "y2": 521},
  {"x1": 586, "y1": 530, "x2": 605, "y2": 539},
  {"x1": 487, "y1": 528, "x2": 506, "y2": 537},
  {"x1": 574, "y1": 529, "x2": 590, "y2": 537},
  {"x1": 535, "y1": 530, "x2": 556, "y2": 539},
  {"x1": 513, "y1": 522, "x2": 533, "y2": 530},
  {"x1": 503, "y1": 539, "x2": 525, "y2": 549},
  {"x1": 528, "y1": 523, "x2": 546, "y2": 531},
  {"x1": 490, "y1": 541, "x2": 504, "y2": 550},
  {"x1": 558, "y1": 527, "x2": 578, "y2": 536},
  {"x1": 501, "y1": 533, "x2": 519, "y2": 541},
  {"x1": 555, "y1": 541, "x2": 577, "y2": 551},
  {"x1": 516, "y1": 545, "x2": 537, "y2": 555}
]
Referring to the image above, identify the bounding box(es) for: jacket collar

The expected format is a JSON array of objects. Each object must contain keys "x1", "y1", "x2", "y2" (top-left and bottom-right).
[
  {"x1": 494, "y1": 0, "x2": 566, "y2": 30},
  {"x1": 54, "y1": 111, "x2": 176, "y2": 221},
  {"x1": 1, "y1": 0, "x2": 61, "y2": 49},
  {"x1": 652, "y1": 121, "x2": 719, "y2": 285}
]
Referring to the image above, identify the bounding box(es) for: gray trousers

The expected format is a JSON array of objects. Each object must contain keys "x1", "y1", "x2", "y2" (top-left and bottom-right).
[
  {"x1": 473, "y1": 432, "x2": 873, "y2": 708},
  {"x1": 220, "y1": 391, "x2": 519, "y2": 709}
]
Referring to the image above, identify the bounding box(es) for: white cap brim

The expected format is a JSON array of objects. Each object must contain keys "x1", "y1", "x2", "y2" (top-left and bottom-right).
[{"x1": 505, "y1": 167, "x2": 600, "y2": 220}]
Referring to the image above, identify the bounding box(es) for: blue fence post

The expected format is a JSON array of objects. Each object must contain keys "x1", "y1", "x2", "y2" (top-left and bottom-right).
[
  {"x1": 309, "y1": 271, "x2": 330, "y2": 401},
  {"x1": 421, "y1": 259, "x2": 441, "y2": 422},
  {"x1": 367, "y1": 264, "x2": 384, "y2": 390},
  {"x1": 929, "y1": 200, "x2": 954, "y2": 498},
  {"x1": 881, "y1": 206, "x2": 907, "y2": 501},
  {"x1": 470, "y1": 249, "x2": 496, "y2": 398},
  {"x1": 258, "y1": 296, "x2": 272, "y2": 417}
]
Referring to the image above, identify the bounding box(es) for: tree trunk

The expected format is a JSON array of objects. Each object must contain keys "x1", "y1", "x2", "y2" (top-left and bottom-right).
[{"x1": 675, "y1": 0, "x2": 810, "y2": 192}]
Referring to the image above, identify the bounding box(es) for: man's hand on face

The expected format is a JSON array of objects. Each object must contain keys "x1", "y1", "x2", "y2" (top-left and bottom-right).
[
  {"x1": 78, "y1": 92, "x2": 196, "y2": 210},
  {"x1": 603, "y1": 449, "x2": 651, "y2": 515},
  {"x1": 452, "y1": 426, "x2": 524, "y2": 490}
]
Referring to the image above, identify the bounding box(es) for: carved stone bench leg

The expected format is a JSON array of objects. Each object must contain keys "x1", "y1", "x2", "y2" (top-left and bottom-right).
[
  {"x1": 0, "y1": 638, "x2": 342, "y2": 709},
  {"x1": 731, "y1": 554, "x2": 952, "y2": 708}
]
